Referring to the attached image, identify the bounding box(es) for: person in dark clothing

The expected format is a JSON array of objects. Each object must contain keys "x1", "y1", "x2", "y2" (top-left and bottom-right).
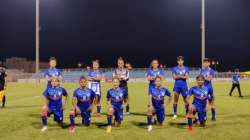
[
  {"x1": 229, "y1": 69, "x2": 243, "y2": 97},
  {"x1": 0, "y1": 63, "x2": 7, "y2": 108}
]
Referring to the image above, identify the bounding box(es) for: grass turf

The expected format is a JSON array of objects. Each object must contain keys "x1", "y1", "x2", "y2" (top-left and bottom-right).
[{"x1": 0, "y1": 81, "x2": 250, "y2": 140}]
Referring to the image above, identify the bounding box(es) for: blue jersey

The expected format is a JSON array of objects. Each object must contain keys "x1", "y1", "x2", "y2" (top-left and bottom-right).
[
  {"x1": 73, "y1": 88, "x2": 96, "y2": 110},
  {"x1": 44, "y1": 68, "x2": 62, "y2": 87},
  {"x1": 87, "y1": 69, "x2": 103, "y2": 82},
  {"x1": 232, "y1": 73, "x2": 240, "y2": 84},
  {"x1": 146, "y1": 68, "x2": 165, "y2": 86},
  {"x1": 43, "y1": 87, "x2": 67, "y2": 110},
  {"x1": 200, "y1": 68, "x2": 215, "y2": 86},
  {"x1": 172, "y1": 66, "x2": 189, "y2": 87},
  {"x1": 107, "y1": 88, "x2": 128, "y2": 109},
  {"x1": 188, "y1": 86, "x2": 212, "y2": 107},
  {"x1": 150, "y1": 86, "x2": 171, "y2": 110}
]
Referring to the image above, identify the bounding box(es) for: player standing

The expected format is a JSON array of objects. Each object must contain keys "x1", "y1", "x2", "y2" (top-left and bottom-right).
[
  {"x1": 41, "y1": 77, "x2": 68, "y2": 132},
  {"x1": 200, "y1": 58, "x2": 216, "y2": 121},
  {"x1": 229, "y1": 68, "x2": 243, "y2": 97},
  {"x1": 146, "y1": 59, "x2": 165, "y2": 93},
  {"x1": 0, "y1": 63, "x2": 7, "y2": 108},
  {"x1": 106, "y1": 77, "x2": 128, "y2": 133},
  {"x1": 87, "y1": 60, "x2": 103, "y2": 117},
  {"x1": 69, "y1": 76, "x2": 96, "y2": 133},
  {"x1": 172, "y1": 56, "x2": 189, "y2": 119},
  {"x1": 44, "y1": 57, "x2": 63, "y2": 88},
  {"x1": 147, "y1": 76, "x2": 172, "y2": 132},
  {"x1": 186, "y1": 75, "x2": 212, "y2": 131},
  {"x1": 113, "y1": 57, "x2": 130, "y2": 115}
]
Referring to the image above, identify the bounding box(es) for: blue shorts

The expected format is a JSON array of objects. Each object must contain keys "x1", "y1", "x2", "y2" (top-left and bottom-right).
[
  {"x1": 76, "y1": 106, "x2": 92, "y2": 125},
  {"x1": 193, "y1": 103, "x2": 207, "y2": 123},
  {"x1": 153, "y1": 107, "x2": 165, "y2": 123},
  {"x1": 48, "y1": 108, "x2": 63, "y2": 123},
  {"x1": 205, "y1": 84, "x2": 214, "y2": 102},
  {"x1": 113, "y1": 106, "x2": 123, "y2": 123},
  {"x1": 173, "y1": 85, "x2": 188, "y2": 97}
]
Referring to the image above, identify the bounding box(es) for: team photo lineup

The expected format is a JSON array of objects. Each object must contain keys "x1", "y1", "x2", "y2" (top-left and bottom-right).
[
  {"x1": 2, "y1": 1, "x2": 250, "y2": 139},
  {"x1": 37, "y1": 56, "x2": 220, "y2": 133}
]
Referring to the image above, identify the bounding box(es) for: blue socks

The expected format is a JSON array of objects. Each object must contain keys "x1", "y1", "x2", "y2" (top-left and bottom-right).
[
  {"x1": 211, "y1": 108, "x2": 216, "y2": 120},
  {"x1": 42, "y1": 116, "x2": 47, "y2": 126},
  {"x1": 107, "y1": 115, "x2": 113, "y2": 126},
  {"x1": 147, "y1": 115, "x2": 152, "y2": 125},
  {"x1": 70, "y1": 115, "x2": 75, "y2": 126},
  {"x1": 97, "y1": 106, "x2": 101, "y2": 113},
  {"x1": 188, "y1": 118, "x2": 192, "y2": 128},
  {"x1": 173, "y1": 104, "x2": 177, "y2": 115}
]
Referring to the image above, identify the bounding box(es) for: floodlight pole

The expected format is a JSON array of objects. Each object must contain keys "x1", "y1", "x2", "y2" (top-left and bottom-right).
[
  {"x1": 201, "y1": 0, "x2": 206, "y2": 67},
  {"x1": 35, "y1": 0, "x2": 40, "y2": 73}
]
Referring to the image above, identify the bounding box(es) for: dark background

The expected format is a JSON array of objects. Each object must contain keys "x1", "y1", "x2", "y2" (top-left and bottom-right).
[{"x1": 0, "y1": 0, "x2": 250, "y2": 71}]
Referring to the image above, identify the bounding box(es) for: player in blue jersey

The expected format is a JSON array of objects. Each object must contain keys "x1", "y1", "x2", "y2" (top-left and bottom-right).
[
  {"x1": 44, "y1": 57, "x2": 63, "y2": 88},
  {"x1": 113, "y1": 57, "x2": 130, "y2": 115},
  {"x1": 186, "y1": 75, "x2": 213, "y2": 131},
  {"x1": 172, "y1": 56, "x2": 189, "y2": 119},
  {"x1": 106, "y1": 77, "x2": 128, "y2": 133},
  {"x1": 229, "y1": 68, "x2": 243, "y2": 97},
  {"x1": 68, "y1": 76, "x2": 96, "y2": 133},
  {"x1": 200, "y1": 58, "x2": 216, "y2": 121},
  {"x1": 87, "y1": 60, "x2": 103, "y2": 117},
  {"x1": 41, "y1": 77, "x2": 68, "y2": 132},
  {"x1": 146, "y1": 59, "x2": 165, "y2": 93},
  {"x1": 147, "y1": 76, "x2": 172, "y2": 132}
]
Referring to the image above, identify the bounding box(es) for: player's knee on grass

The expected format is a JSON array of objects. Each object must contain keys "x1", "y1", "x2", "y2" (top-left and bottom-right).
[{"x1": 147, "y1": 107, "x2": 153, "y2": 116}]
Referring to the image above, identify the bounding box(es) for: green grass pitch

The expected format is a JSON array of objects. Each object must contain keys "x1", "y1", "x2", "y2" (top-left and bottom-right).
[{"x1": 0, "y1": 81, "x2": 250, "y2": 140}]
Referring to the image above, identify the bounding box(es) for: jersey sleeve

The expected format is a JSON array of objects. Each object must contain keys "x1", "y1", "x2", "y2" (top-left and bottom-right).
[
  {"x1": 188, "y1": 88, "x2": 194, "y2": 96},
  {"x1": 160, "y1": 69, "x2": 165, "y2": 77},
  {"x1": 107, "y1": 90, "x2": 111, "y2": 100},
  {"x1": 73, "y1": 90, "x2": 77, "y2": 98},
  {"x1": 210, "y1": 69, "x2": 215, "y2": 78},
  {"x1": 58, "y1": 69, "x2": 63, "y2": 77},
  {"x1": 43, "y1": 69, "x2": 49, "y2": 78},
  {"x1": 43, "y1": 89, "x2": 49, "y2": 97},
  {"x1": 165, "y1": 89, "x2": 171, "y2": 97},
  {"x1": 172, "y1": 67, "x2": 176, "y2": 75},
  {"x1": 123, "y1": 89, "x2": 128, "y2": 98},
  {"x1": 62, "y1": 88, "x2": 68, "y2": 96},
  {"x1": 146, "y1": 68, "x2": 151, "y2": 77},
  {"x1": 185, "y1": 67, "x2": 190, "y2": 74}
]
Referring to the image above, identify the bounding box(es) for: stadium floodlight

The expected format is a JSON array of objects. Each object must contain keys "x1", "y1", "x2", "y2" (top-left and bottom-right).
[
  {"x1": 35, "y1": 0, "x2": 40, "y2": 73},
  {"x1": 201, "y1": 0, "x2": 206, "y2": 67}
]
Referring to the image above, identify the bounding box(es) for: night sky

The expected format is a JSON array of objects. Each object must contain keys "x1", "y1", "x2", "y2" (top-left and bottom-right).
[{"x1": 0, "y1": 0, "x2": 250, "y2": 71}]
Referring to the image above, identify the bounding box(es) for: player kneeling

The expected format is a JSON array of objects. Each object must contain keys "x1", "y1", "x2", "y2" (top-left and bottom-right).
[
  {"x1": 69, "y1": 76, "x2": 96, "y2": 133},
  {"x1": 106, "y1": 77, "x2": 128, "y2": 133},
  {"x1": 186, "y1": 75, "x2": 213, "y2": 132},
  {"x1": 41, "y1": 77, "x2": 68, "y2": 132},
  {"x1": 147, "y1": 76, "x2": 172, "y2": 132}
]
